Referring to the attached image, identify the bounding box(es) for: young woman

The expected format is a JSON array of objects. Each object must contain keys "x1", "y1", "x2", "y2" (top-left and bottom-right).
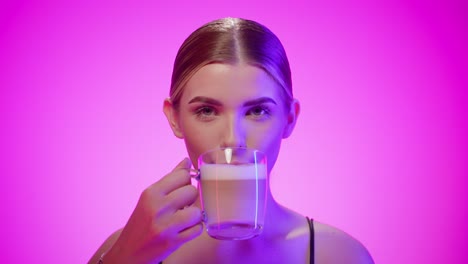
[{"x1": 89, "y1": 17, "x2": 374, "y2": 264}]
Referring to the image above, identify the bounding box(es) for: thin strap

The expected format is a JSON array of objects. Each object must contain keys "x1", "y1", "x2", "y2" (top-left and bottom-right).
[{"x1": 307, "y1": 217, "x2": 315, "y2": 264}]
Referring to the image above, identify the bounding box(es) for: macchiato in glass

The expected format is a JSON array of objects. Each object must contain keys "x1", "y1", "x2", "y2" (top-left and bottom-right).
[{"x1": 195, "y1": 147, "x2": 268, "y2": 240}]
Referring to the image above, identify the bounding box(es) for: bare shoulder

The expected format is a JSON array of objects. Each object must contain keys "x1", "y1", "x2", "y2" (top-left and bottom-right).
[
  {"x1": 313, "y1": 220, "x2": 374, "y2": 264},
  {"x1": 88, "y1": 228, "x2": 123, "y2": 264}
]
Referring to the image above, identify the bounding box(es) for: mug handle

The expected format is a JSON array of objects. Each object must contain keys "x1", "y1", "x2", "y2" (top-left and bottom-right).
[
  {"x1": 188, "y1": 168, "x2": 206, "y2": 222},
  {"x1": 189, "y1": 169, "x2": 200, "y2": 181}
]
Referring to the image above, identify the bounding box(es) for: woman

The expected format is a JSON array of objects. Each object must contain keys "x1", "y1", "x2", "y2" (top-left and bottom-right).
[{"x1": 89, "y1": 17, "x2": 374, "y2": 264}]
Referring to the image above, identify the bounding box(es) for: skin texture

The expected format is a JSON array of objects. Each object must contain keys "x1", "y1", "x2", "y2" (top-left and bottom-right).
[
  {"x1": 165, "y1": 63, "x2": 299, "y2": 174},
  {"x1": 88, "y1": 63, "x2": 374, "y2": 264}
]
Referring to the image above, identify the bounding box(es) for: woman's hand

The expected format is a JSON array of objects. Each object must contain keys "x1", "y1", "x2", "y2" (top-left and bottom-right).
[{"x1": 102, "y1": 158, "x2": 203, "y2": 264}]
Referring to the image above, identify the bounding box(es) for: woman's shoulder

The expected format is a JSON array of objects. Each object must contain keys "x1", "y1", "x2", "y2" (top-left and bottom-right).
[{"x1": 312, "y1": 220, "x2": 374, "y2": 264}]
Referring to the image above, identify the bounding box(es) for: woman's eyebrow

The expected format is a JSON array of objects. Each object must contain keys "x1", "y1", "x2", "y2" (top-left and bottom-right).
[
  {"x1": 188, "y1": 96, "x2": 223, "y2": 106},
  {"x1": 243, "y1": 97, "x2": 277, "y2": 107},
  {"x1": 188, "y1": 96, "x2": 277, "y2": 106}
]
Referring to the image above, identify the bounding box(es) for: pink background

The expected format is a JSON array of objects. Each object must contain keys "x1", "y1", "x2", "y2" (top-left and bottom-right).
[{"x1": 1, "y1": 0, "x2": 466, "y2": 263}]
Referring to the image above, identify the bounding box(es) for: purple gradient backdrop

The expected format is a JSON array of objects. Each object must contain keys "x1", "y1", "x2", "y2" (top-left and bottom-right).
[{"x1": 1, "y1": 0, "x2": 466, "y2": 263}]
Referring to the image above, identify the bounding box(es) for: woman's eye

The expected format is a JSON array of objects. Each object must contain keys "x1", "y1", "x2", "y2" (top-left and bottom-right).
[
  {"x1": 195, "y1": 106, "x2": 217, "y2": 119},
  {"x1": 247, "y1": 106, "x2": 270, "y2": 118},
  {"x1": 199, "y1": 107, "x2": 214, "y2": 115}
]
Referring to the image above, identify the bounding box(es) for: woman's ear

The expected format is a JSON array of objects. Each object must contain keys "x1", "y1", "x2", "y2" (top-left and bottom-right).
[
  {"x1": 282, "y1": 99, "x2": 300, "y2": 138},
  {"x1": 163, "y1": 98, "x2": 184, "y2": 139}
]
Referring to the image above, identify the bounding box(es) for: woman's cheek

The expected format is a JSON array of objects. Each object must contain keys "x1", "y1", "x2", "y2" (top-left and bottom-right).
[
  {"x1": 250, "y1": 122, "x2": 282, "y2": 147},
  {"x1": 184, "y1": 125, "x2": 218, "y2": 162},
  {"x1": 254, "y1": 124, "x2": 284, "y2": 169}
]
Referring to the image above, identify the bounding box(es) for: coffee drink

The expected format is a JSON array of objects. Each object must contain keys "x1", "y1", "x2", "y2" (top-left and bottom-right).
[{"x1": 199, "y1": 163, "x2": 267, "y2": 240}]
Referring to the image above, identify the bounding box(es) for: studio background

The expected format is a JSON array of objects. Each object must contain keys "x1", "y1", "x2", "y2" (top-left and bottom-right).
[{"x1": 1, "y1": 0, "x2": 466, "y2": 263}]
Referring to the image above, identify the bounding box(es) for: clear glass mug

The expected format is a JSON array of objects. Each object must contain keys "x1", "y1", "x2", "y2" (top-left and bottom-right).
[{"x1": 191, "y1": 147, "x2": 268, "y2": 240}]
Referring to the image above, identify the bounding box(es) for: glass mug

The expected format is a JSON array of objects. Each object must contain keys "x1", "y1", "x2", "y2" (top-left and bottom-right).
[{"x1": 191, "y1": 147, "x2": 268, "y2": 240}]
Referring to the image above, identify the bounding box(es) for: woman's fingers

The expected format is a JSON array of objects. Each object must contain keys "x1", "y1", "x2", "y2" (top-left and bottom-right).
[
  {"x1": 177, "y1": 222, "x2": 204, "y2": 243},
  {"x1": 163, "y1": 206, "x2": 202, "y2": 233},
  {"x1": 178, "y1": 206, "x2": 203, "y2": 228},
  {"x1": 173, "y1": 206, "x2": 203, "y2": 241},
  {"x1": 151, "y1": 206, "x2": 202, "y2": 244},
  {"x1": 101, "y1": 158, "x2": 203, "y2": 264},
  {"x1": 154, "y1": 158, "x2": 193, "y2": 195},
  {"x1": 165, "y1": 185, "x2": 198, "y2": 211}
]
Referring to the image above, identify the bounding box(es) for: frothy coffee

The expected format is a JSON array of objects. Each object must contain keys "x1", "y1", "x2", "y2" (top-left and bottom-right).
[
  {"x1": 200, "y1": 163, "x2": 267, "y2": 180},
  {"x1": 199, "y1": 163, "x2": 268, "y2": 239}
]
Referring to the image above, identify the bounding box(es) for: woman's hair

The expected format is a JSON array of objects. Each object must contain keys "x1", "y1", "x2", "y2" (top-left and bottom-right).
[{"x1": 170, "y1": 17, "x2": 293, "y2": 109}]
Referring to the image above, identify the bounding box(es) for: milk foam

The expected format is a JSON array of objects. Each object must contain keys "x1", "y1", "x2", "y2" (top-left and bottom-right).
[{"x1": 200, "y1": 163, "x2": 267, "y2": 180}]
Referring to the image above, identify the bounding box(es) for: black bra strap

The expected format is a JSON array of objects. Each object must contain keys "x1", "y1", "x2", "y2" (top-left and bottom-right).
[{"x1": 307, "y1": 217, "x2": 315, "y2": 264}]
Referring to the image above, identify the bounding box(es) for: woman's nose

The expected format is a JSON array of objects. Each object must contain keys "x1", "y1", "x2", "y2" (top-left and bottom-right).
[{"x1": 221, "y1": 115, "x2": 246, "y2": 148}]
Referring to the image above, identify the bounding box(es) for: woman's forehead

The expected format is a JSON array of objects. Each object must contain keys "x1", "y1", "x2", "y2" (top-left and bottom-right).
[{"x1": 181, "y1": 63, "x2": 282, "y2": 104}]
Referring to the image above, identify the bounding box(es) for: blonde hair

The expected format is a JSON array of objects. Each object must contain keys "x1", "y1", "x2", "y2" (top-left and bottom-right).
[{"x1": 170, "y1": 17, "x2": 293, "y2": 109}]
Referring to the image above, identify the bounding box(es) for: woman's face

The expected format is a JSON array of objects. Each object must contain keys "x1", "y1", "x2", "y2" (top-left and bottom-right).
[{"x1": 164, "y1": 63, "x2": 299, "y2": 173}]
